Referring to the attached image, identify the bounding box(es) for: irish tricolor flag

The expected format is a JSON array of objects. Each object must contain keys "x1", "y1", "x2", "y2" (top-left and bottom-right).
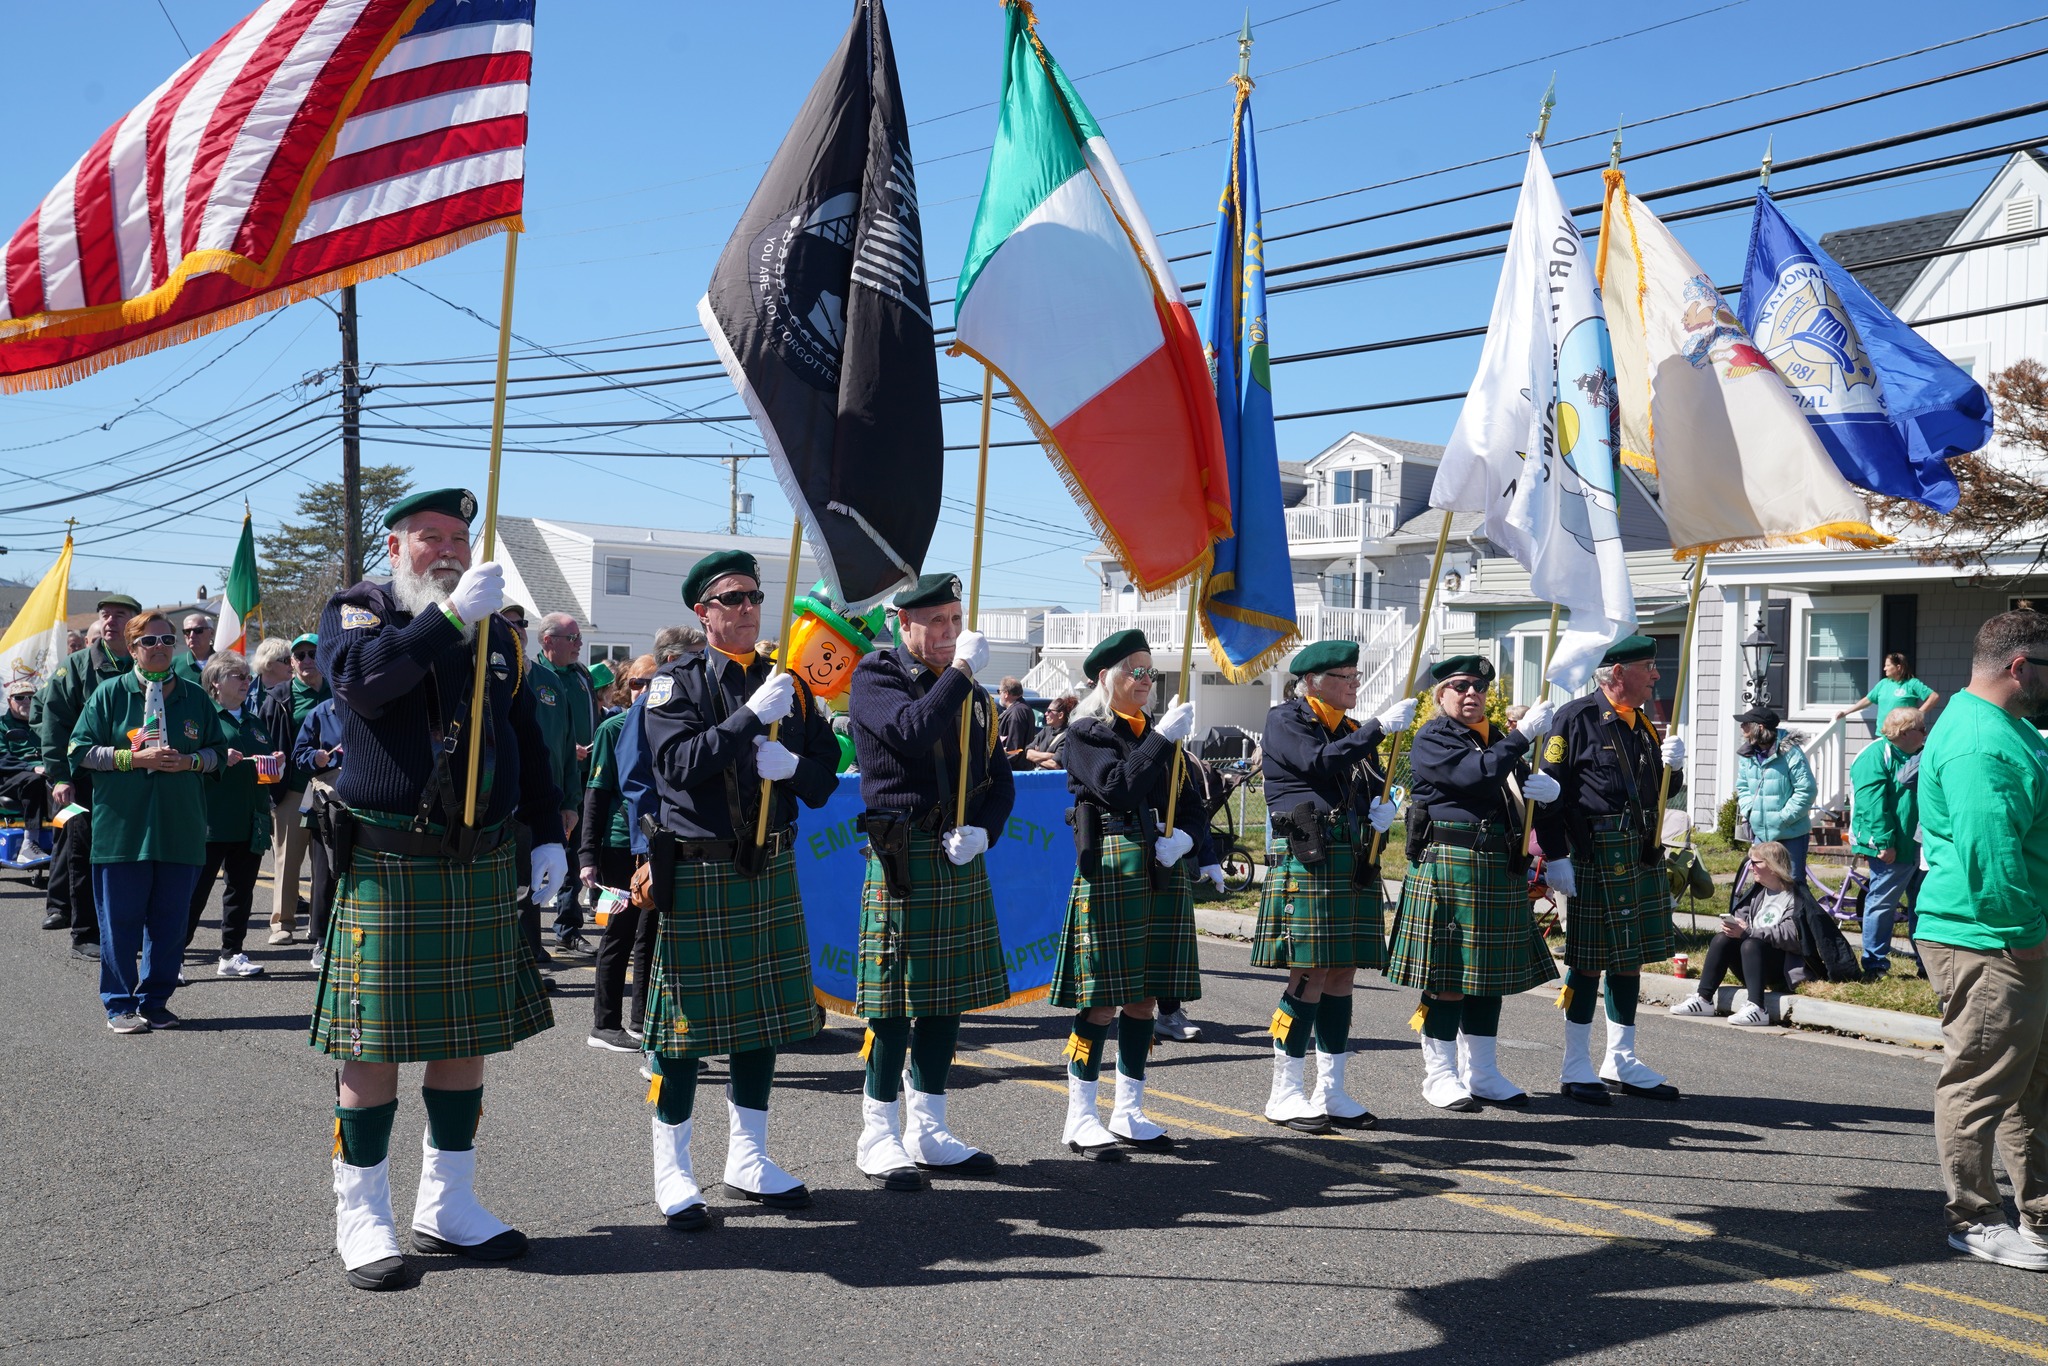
[
  {"x1": 218, "y1": 511, "x2": 263, "y2": 654},
  {"x1": 953, "y1": 1, "x2": 1229, "y2": 594}
]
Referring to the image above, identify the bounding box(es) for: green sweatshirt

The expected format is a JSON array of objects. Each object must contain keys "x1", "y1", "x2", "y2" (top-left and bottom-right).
[
  {"x1": 1849, "y1": 737, "x2": 1918, "y2": 863},
  {"x1": 1916, "y1": 689, "x2": 2048, "y2": 952},
  {"x1": 69, "y1": 672, "x2": 225, "y2": 865}
]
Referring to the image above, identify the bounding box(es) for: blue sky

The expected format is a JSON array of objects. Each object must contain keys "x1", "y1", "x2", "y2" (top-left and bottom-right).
[{"x1": 1, "y1": 0, "x2": 2039, "y2": 609}]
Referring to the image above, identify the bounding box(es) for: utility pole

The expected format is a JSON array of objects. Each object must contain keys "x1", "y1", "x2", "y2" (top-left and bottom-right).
[
  {"x1": 727, "y1": 449, "x2": 740, "y2": 535},
  {"x1": 339, "y1": 284, "x2": 364, "y2": 586}
]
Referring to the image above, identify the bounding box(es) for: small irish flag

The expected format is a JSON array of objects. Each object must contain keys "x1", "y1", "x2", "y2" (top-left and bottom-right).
[
  {"x1": 953, "y1": 1, "x2": 1229, "y2": 595},
  {"x1": 218, "y1": 511, "x2": 263, "y2": 654}
]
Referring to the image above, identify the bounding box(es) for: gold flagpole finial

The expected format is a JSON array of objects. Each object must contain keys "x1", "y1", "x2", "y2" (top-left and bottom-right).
[{"x1": 1534, "y1": 72, "x2": 1556, "y2": 144}]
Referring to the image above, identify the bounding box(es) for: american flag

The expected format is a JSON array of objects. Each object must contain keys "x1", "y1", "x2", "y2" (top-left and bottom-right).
[{"x1": 0, "y1": 0, "x2": 533, "y2": 392}]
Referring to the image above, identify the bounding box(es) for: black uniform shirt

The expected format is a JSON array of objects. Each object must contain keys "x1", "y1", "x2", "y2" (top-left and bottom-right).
[
  {"x1": 1533, "y1": 691, "x2": 1683, "y2": 860},
  {"x1": 1259, "y1": 698, "x2": 1388, "y2": 822},
  {"x1": 1064, "y1": 713, "x2": 1219, "y2": 865},
  {"x1": 1406, "y1": 714, "x2": 1531, "y2": 830},
  {"x1": 641, "y1": 649, "x2": 838, "y2": 841},
  {"x1": 848, "y1": 646, "x2": 1015, "y2": 840}
]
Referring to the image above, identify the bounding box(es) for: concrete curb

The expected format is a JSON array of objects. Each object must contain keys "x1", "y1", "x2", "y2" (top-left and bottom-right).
[
  {"x1": 1636, "y1": 970, "x2": 1944, "y2": 1049},
  {"x1": 1194, "y1": 908, "x2": 1256, "y2": 939}
]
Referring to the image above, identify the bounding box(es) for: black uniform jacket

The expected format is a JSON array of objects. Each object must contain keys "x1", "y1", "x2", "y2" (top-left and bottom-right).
[
  {"x1": 318, "y1": 580, "x2": 559, "y2": 840},
  {"x1": 1532, "y1": 692, "x2": 1682, "y2": 861},
  {"x1": 1064, "y1": 713, "x2": 1219, "y2": 865},
  {"x1": 1260, "y1": 699, "x2": 1388, "y2": 823},
  {"x1": 1406, "y1": 714, "x2": 1531, "y2": 830},
  {"x1": 849, "y1": 647, "x2": 1015, "y2": 841},
  {"x1": 642, "y1": 649, "x2": 839, "y2": 842}
]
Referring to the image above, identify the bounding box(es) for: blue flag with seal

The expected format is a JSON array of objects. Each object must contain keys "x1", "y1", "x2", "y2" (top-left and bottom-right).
[
  {"x1": 1199, "y1": 81, "x2": 1298, "y2": 681},
  {"x1": 1740, "y1": 189, "x2": 1991, "y2": 513}
]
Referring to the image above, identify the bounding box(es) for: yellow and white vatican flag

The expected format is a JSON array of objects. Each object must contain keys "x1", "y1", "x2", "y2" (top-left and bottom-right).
[
  {"x1": 0, "y1": 534, "x2": 75, "y2": 695},
  {"x1": 1596, "y1": 168, "x2": 1887, "y2": 556}
]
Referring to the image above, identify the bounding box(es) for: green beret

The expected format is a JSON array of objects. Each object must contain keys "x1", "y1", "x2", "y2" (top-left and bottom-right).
[
  {"x1": 292, "y1": 632, "x2": 319, "y2": 649},
  {"x1": 95, "y1": 593, "x2": 142, "y2": 612},
  {"x1": 1289, "y1": 639, "x2": 1359, "y2": 676},
  {"x1": 1601, "y1": 633, "x2": 1657, "y2": 665},
  {"x1": 1430, "y1": 654, "x2": 1494, "y2": 684},
  {"x1": 1085, "y1": 628, "x2": 1150, "y2": 682},
  {"x1": 682, "y1": 550, "x2": 760, "y2": 607},
  {"x1": 892, "y1": 572, "x2": 962, "y2": 611},
  {"x1": 794, "y1": 580, "x2": 887, "y2": 656},
  {"x1": 382, "y1": 487, "x2": 478, "y2": 528}
]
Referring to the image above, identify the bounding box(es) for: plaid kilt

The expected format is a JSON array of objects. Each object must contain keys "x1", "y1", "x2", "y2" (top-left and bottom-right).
[
  {"x1": 1563, "y1": 828, "x2": 1674, "y2": 970},
  {"x1": 856, "y1": 830, "x2": 1009, "y2": 1018},
  {"x1": 1252, "y1": 838, "x2": 1387, "y2": 969},
  {"x1": 308, "y1": 834, "x2": 551, "y2": 1064},
  {"x1": 1051, "y1": 833, "x2": 1201, "y2": 1008},
  {"x1": 645, "y1": 848, "x2": 818, "y2": 1059},
  {"x1": 1385, "y1": 837, "x2": 1558, "y2": 996}
]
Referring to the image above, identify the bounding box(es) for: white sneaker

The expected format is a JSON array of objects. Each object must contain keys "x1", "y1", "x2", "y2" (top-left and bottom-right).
[
  {"x1": 268, "y1": 926, "x2": 293, "y2": 945},
  {"x1": 1669, "y1": 995, "x2": 1715, "y2": 1016},
  {"x1": 2021, "y1": 1222, "x2": 2048, "y2": 1251},
  {"x1": 309, "y1": 948, "x2": 326, "y2": 971},
  {"x1": 1949, "y1": 1222, "x2": 2048, "y2": 1271},
  {"x1": 217, "y1": 953, "x2": 265, "y2": 978},
  {"x1": 1728, "y1": 1003, "x2": 1771, "y2": 1027}
]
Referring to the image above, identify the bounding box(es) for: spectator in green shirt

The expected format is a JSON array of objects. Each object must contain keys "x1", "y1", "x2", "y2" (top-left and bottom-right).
[
  {"x1": 1916, "y1": 610, "x2": 2048, "y2": 1273},
  {"x1": 581, "y1": 654, "x2": 656, "y2": 1051},
  {"x1": 184, "y1": 652, "x2": 283, "y2": 980},
  {"x1": 1850, "y1": 705, "x2": 1929, "y2": 978},
  {"x1": 1835, "y1": 652, "x2": 1940, "y2": 728}
]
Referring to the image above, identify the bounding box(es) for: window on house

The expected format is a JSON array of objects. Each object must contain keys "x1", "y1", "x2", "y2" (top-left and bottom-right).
[
  {"x1": 605, "y1": 556, "x2": 631, "y2": 596},
  {"x1": 1333, "y1": 468, "x2": 1373, "y2": 504},
  {"x1": 1323, "y1": 572, "x2": 1355, "y2": 608},
  {"x1": 1805, "y1": 611, "x2": 1870, "y2": 706},
  {"x1": 588, "y1": 643, "x2": 631, "y2": 668}
]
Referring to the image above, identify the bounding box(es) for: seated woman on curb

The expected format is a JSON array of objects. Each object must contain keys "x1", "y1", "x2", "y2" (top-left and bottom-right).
[{"x1": 1671, "y1": 840, "x2": 1811, "y2": 1026}]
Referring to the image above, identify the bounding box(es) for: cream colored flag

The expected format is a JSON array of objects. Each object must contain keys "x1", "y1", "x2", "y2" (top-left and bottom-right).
[
  {"x1": 1597, "y1": 169, "x2": 1888, "y2": 556},
  {"x1": 0, "y1": 534, "x2": 74, "y2": 695}
]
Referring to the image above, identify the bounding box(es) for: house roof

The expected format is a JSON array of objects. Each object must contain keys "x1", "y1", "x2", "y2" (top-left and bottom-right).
[
  {"x1": 1818, "y1": 208, "x2": 1968, "y2": 310},
  {"x1": 1369, "y1": 435, "x2": 1445, "y2": 464},
  {"x1": 1393, "y1": 508, "x2": 1487, "y2": 542},
  {"x1": 497, "y1": 516, "x2": 587, "y2": 621}
]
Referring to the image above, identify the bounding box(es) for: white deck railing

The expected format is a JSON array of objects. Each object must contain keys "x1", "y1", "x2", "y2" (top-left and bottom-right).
[
  {"x1": 1800, "y1": 715, "x2": 1851, "y2": 812},
  {"x1": 1283, "y1": 500, "x2": 1398, "y2": 546}
]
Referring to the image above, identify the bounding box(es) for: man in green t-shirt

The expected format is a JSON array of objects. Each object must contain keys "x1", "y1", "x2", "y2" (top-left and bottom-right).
[
  {"x1": 1849, "y1": 704, "x2": 1929, "y2": 978},
  {"x1": 1916, "y1": 611, "x2": 2048, "y2": 1273}
]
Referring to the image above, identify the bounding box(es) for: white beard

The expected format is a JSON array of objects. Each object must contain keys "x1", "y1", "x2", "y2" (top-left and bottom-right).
[{"x1": 391, "y1": 559, "x2": 475, "y2": 642}]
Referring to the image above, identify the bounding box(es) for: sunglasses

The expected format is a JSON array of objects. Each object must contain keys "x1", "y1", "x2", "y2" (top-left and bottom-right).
[
  {"x1": 1322, "y1": 671, "x2": 1362, "y2": 684},
  {"x1": 1443, "y1": 678, "x2": 1488, "y2": 694},
  {"x1": 292, "y1": 650, "x2": 318, "y2": 662},
  {"x1": 134, "y1": 633, "x2": 177, "y2": 648},
  {"x1": 182, "y1": 625, "x2": 210, "y2": 635},
  {"x1": 628, "y1": 677, "x2": 651, "y2": 691},
  {"x1": 702, "y1": 589, "x2": 766, "y2": 608},
  {"x1": 1126, "y1": 666, "x2": 1164, "y2": 681}
]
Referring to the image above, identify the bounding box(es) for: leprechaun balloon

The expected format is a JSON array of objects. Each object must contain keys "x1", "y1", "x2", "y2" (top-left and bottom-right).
[{"x1": 784, "y1": 580, "x2": 887, "y2": 700}]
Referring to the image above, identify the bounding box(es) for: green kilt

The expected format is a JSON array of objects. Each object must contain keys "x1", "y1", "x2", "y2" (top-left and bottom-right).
[
  {"x1": 1385, "y1": 835, "x2": 1558, "y2": 996},
  {"x1": 308, "y1": 831, "x2": 551, "y2": 1063},
  {"x1": 1252, "y1": 838, "x2": 1387, "y2": 969},
  {"x1": 856, "y1": 830, "x2": 1009, "y2": 1018},
  {"x1": 645, "y1": 847, "x2": 818, "y2": 1059},
  {"x1": 1563, "y1": 828, "x2": 1674, "y2": 971},
  {"x1": 1051, "y1": 833, "x2": 1201, "y2": 1008}
]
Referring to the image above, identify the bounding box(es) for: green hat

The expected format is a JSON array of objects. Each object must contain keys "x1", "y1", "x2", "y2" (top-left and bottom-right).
[
  {"x1": 1085, "y1": 628, "x2": 1151, "y2": 682},
  {"x1": 1601, "y1": 633, "x2": 1657, "y2": 665},
  {"x1": 588, "y1": 660, "x2": 615, "y2": 690},
  {"x1": 292, "y1": 632, "x2": 319, "y2": 649},
  {"x1": 95, "y1": 593, "x2": 142, "y2": 613},
  {"x1": 1429, "y1": 654, "x2": 1494, "y2": 684},
  {"x1": 382, "y1": 487, "x2": 478, "y2": 528},
  {"x1": 1289, "y1": 639, "x2": 1359, "y2": 676},
  {"x1": 682, "y1": 550, "x2": 760, "y2": 607},
  {"x1": 892, "y1": 572, "x2": 962, "y2": 611},
  {"x1": 793, "y1": 580, "x2": 887, "y2": 656}
]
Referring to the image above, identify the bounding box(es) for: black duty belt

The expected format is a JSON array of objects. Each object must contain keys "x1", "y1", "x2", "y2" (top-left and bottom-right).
[
  {"x1": 1587, "y1": 813, "x2": 1636, "y2": 834},
  {"x1": 673, "y1": 830, "x2": 794, "y2": 863},
  {"x1": 1101, "y1": 812, "x2": 1154, "y2": 836},
  {"x1": 1426, "y1": 822, "x2": 1510, "y2": 855},
  {"x1": 354, "y1": 819, "x2": 510, "y2": 860}
]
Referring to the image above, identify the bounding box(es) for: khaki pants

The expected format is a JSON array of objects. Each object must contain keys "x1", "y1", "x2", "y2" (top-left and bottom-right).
[
  {"x1": 1922, "y1": 940, "x2": 2048, "y2": 1234},
  {"x1": 269, "y1": 789, "x2": 309, "y2": 929}
]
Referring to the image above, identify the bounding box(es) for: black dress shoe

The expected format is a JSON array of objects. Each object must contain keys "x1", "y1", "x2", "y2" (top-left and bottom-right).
[
  {"x1": 1326, "y1": 1110, "x2": 1378, "y2": 1130},
  {"x1": 1067, "y1": 1139, "x2": 1129, "y2": 1162},
  {"x1": 1113, "y1": 1131, "x2": 1177, "y2": 1153},
  {"x1": 345, "y1": 1255, "x2": 411, "y2": 1291},
  {"x1": 1605, "y1": 1078, "x2": 1681, "y2": 1101},
  {"x1": 728, "y1": 1182, "x2": 813, "y2": 1209},
  {"x1": 41, "y1": 912, "x2": 66, "y2": 931},
  {"x1": 1269, "y1": 1112, "x2": 1336, "y2": 1133},
  {"x1": 1560, "y1": 1082, "x2": 1613, "y2": 1106},
  {"x1": 665, "y1": 1204, "x2": 709, "y2": 1232},
  {"x1": 863, "y1": 1166, "x2": 928, "y2": 1191},
  {"x1": 72, "y1": 941, "x2": 101, "y2": 961},
  {"x1": 1475, "y1": 1091, "x2": 1531, "y2": 1108},
  {"x1": 1430, "y1": 1095, "x2": 1482, "y2": 1113},
  {"x1": 412, "y1": 1228, "x2": 528, "y2": 1260},
  {"x1": 918, "y1": 1150, "x2": 1000, "y2": 1175}
]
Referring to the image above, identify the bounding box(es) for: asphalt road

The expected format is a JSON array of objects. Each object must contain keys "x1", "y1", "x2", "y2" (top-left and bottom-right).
[{"x1": 3, "y1": 867, "x2": 2044, "y2": 1366}]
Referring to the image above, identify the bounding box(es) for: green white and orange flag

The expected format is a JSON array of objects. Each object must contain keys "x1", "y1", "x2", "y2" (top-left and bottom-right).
[
  {"x1": 953, "y1": 0, "x2": 1229, "y2": 594},
  {"x1": 218, "y1": 511, "x2": 263, "y2": 653},
  {"x1": 0, "y1": 533, "x2": 74, "y2": 696}
]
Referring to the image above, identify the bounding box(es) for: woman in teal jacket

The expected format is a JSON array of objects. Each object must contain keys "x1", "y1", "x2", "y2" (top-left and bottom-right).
[{"x1": 1734, "y1": 706, "x2": 1817, "y2": 885}]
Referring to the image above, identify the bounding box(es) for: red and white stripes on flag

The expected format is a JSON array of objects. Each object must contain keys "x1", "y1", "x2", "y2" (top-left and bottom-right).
[{"x1": 0, "y1": 0, "x2": 533, "y2": 392}]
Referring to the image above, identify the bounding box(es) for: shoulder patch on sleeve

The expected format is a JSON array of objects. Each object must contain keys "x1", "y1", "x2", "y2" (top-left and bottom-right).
[
  {"x1": 339, "y1": 605, "x2": 381, "y2": 630},
  {"x1": 647, "y1": 675, "x2": 675, "y2": 708},
  {"x1": 1544, "y1": 735, "x2": 1566, "y2": 765}
]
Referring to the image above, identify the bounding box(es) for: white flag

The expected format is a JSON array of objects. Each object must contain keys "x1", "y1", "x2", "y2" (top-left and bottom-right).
[{"x1": 1432, "y1": 142, "x2": 1635, "y2": 690}]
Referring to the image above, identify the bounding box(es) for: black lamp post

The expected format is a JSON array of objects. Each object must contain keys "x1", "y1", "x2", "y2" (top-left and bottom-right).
[{"x1": 1742, "y1": 611, "x2": 1777, "y2": 709}]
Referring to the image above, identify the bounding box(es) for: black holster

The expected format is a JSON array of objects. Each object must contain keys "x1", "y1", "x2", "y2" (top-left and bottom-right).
[
  {"x1": 1066, "y1": 801, "x2": 1104, "y2": 864},
  {"x1": 640, "y1": 814, "x2": 676, "y2": 917},
  {"x1": 323, "y1": 798, "x2": 358, "y2": 875},
  {"x1": 856, "y1": 813, "x2": 914, "y2": 900},
  {"x1": 1140, "y1": 814, "x2": 1176, "y2": 893},
  {"x1": 1404, "y1": 805, "x2": 1433, "y2": 864},
  {"x1": 1273, "y1": 801, "x2": 1329, "y2": 867}
]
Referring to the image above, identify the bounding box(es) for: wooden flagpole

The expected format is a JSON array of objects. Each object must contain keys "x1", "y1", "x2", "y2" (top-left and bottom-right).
[
  {"x1": 1652, "y1": 551, "x2": 1708, "y2": 834},
  {"x1": 1367, "y1": 509, "x2": 1454, "y2": 865},
  {"x1": 462, "y1": 230, "x2": 520, "y2": 828},
  {"x1": 1519, "y1": 602, "x2": 1563, "y2": 849},
  {"x1": 753, "y1": 522, "x2": 807, "y2": 848},
  {"x1": 956, "y1": 369, "x2": 995, "y2": 826}
]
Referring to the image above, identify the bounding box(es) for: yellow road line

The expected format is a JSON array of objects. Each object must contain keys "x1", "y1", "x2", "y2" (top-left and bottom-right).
[{"x1": 1834, "y1": 1295, "x2": 2048, "y2": 1362}]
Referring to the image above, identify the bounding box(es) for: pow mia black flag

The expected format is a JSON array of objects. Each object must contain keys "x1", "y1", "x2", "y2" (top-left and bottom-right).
[{"x1": 697, "y1": 0, "x2": 941, "y2": 610}]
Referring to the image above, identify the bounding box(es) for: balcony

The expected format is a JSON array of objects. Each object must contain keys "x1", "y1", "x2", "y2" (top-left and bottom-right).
[
  {"x1": 977, "y1": 609, "x2": 1032, "y2": 643},
  {"x1": 1284, "y1": 499, "x2": 1398, "y2": 551}
]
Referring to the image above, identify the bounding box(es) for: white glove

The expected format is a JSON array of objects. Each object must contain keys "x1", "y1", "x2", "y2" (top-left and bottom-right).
[
  {"x1": 1199, "y1": 863, "x2": 1226, "y2": 893},
  {"x1": 941, "y1": 825, "x2": 989, "y2": 865},
  {"x1": 1367, "y1": 797, "x2": 1398, "y2": 833},
  {"x1": 1156, "y1": 698, "x2": 1196, "y2": 743},
  {"x1": 529, "y1": 843, "x2": 568, "y2": 907},
  {"x1": 1154, "y1": 828, "x2": 1194, "y2": 867},
  {"x1": 1662, "y1": 735, "x2": 1687, "y2": 769},
  {"x1": 1516, "y1": 698, "x2": 1555, "y2": 738},
  {"x1": 1523, "y1": 770, "x2": 1561, "y2": 804},
  {"x1": 445, "y1": 561, "x2": 505, "y2": 626},
  {"x1": 1545, "y1": 856, "x2": 1577, "y2": 896},
  {"x1": 952, "y1": 629, "x2": 989, "y2": 675},
  {"x1": 752, "y1": 736, "x2": 798, "y2": 781},
  {"x1": 743, "y1": 671, "x2": 795, "y2": 725},
  {"x1": 1375, "y1": 697, "x2": 1418, "y2": 734}
]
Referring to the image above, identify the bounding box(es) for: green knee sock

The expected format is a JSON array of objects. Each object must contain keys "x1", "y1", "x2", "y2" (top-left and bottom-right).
[
  {"x1": 421, "y1": 1086, "x2": 482, "y2": 1152},
  {"x1": 909, "y1": 1014, "x2": 961, "y2": 1094},
  {"x1": 1272, "y1": 991, "x2": 1317, "y2": 1059},
  {"x1": 1562, "y1": 967, "x2": 1601, "y2": 1025},
  {"x1": 1116, "y1": 1012, "x2": 1154, "y2": 1080},
  {"x1": 1065, "y1": 1014, "x2": 1110, "y2": 1082},
  {"x1": 1460, "y1": 995, "x2": 1503, "y2": 1037},
  {"x1": 728, "y1": 1047, "x2": 776, "y2": 1111},
  {"x1": 334, "y1": 1098, "x2": 397, "y2": 1167},
  {"x1": 1314, "y1": 992, "x2": 1354, "y2": 1055},
  {"x1": 1419, "y1": 993, "x2": 1464, "y2": 1042},
  {"x1": 1604, "y1": 972, "x2": 1640, "y2": 1026},
  {"x1": 652, "y1": 1053, "x2": 698, "y2": 1125},
  {"x1": 863, "y1": 1017, "x2": 911, "y2": 1101}
]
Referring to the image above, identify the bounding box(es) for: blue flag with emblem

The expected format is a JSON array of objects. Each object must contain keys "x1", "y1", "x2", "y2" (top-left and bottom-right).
[
  {"x1": 1199, "y1": 82, "x2": 1298, "y2": 681},
  {"x1": 1739, "y1": 189, "x2": 1991, "y2": 513}
]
